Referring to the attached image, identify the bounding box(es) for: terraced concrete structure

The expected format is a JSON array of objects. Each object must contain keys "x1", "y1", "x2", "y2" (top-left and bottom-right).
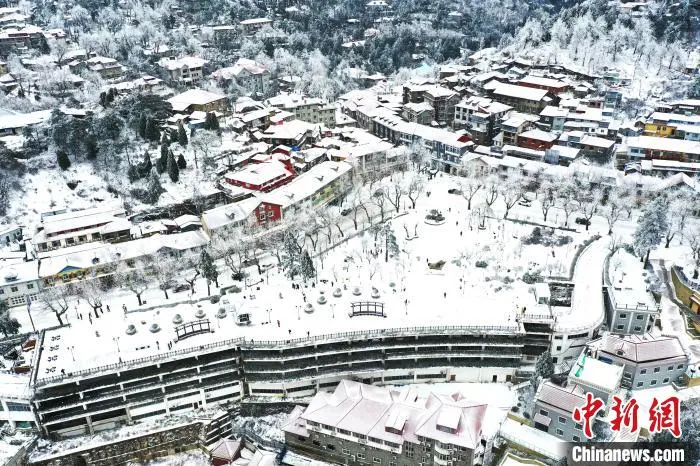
[{"x1": 30, "y1": 323, "x2": 551, "y2": 438}]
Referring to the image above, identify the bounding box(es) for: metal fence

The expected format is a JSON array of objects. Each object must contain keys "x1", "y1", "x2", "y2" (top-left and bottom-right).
[{"x1": 34, "y1": 324, "x2": 520, "y2": 386}]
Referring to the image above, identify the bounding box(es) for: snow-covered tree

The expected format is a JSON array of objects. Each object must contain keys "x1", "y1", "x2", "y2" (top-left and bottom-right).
[
  {"x1": 167, "y1": 152, "x2": 179, "y2": 182},
  {"x1": 151, "y1": 252, "x2": 175, "y2": 299},
  {"x1": 578, "y1": 188, "x2": 603, "y2": 231},
  {"x1": 458, "y1": 167, "x2": 483, "y2": 210},
  {"x1": 0, "y1": 301, "x2": 20, "y2": 337},
  {"x1": 604, "y1": 192, "x2": 623, "y2": 235},
  {"x1": 117, "y1": 261, "x2": 150, "y2": 306},
  {"x1": 664, "y1": 189, "x2": 694, "y2": 247},
  {"x1": 200, "y1": 249, "x2": 218, "y2": 296},
  {"x1": 406, "y1": 174, "x2": 424, "y2": 209},
  {"x1": 633, "y1": 197, "x2": 668, "y2": 265},
  {"x1": 500, "y1": 179, "x2": 524, "y2": 219},
  {"x1": 300, "y1": 250, "x2": 315, "y2": 281},
  {"x1": 685, "y1": 230, "x2": 700, "y2": 279},
  {"x1": 57, "y1": 150, "x2": 71, "y2": 170},
  {"x1": 39, "y1": 285, "x2": 72, "y2": 326}
]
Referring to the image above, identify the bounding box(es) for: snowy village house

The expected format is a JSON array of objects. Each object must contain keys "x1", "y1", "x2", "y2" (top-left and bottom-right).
[
  {"x1": 604, "y1": 249, "x2": 660, "y2": 335},
  {"x1": 158, "y1": 56, "x2": 209, "y2": 86},
  {"x1": 282, "y1": 380, "x2": 488, "y2": 466},
  {"x1": 587, "y1": 333, "x2": 689, "y2": 390},
  {"x1": 533, "y1": 381, "x2": 589, "y2": 443},
  {"x1": 212, "y1": 58, "x2": 272, "y2": 96},
  {"x1": 32, "y1": 205, "x2": 131, "y2": 254},
  {"x1": 258, "y1": 160, "x2": 353, "y2": 223},
  {"x1": 167, "y1": 89, "x2": 229, "y2": 115}
]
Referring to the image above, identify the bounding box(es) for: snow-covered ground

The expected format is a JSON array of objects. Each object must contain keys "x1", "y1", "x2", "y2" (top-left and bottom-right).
[
  {"x1": 134, "y1": 449, "x2": 212, "y2": 466},
  {"x1": 33, "y1": 174, "x2": 597, "y2": 381}
]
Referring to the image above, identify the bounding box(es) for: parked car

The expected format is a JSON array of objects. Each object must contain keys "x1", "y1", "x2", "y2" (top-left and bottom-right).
[
  {"x1": 518, "y1": 198, "x2": 532, "y2": 207},
  {"x1": 447, "y1": 188, "x2": 462, "y2": 195},
  {"x1": 173, "y1": 283, "x2": 190, "y2": 293},
  {"x1": 340, "y1": 208, "x2": 352, "y2": 216},
  {"x1": 575, "y1": 217, "x2": 591, "y2": 226}
]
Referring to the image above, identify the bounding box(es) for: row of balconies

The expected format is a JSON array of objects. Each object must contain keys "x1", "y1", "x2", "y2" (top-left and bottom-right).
[{"x1": 242, "y1": 335, "x2": 524, "y2": 361}]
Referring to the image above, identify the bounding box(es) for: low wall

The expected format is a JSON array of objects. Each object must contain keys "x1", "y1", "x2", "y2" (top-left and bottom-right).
[
  {"x1": 29, "y1": 422, "x2": 204, "y2": 466},
  {"x1": 671, "y1": 266, "x2": 700, "y2": 311}
]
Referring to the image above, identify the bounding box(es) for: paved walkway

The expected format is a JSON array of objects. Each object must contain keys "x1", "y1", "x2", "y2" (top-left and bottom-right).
[{"x1": 654, "y1": 259, "x2": 700, "y2": 364}]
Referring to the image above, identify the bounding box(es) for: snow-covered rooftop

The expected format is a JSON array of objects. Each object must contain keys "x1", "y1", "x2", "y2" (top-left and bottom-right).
[{"x1": 491, "y1": 83, "x2": 549, "y2": 102}]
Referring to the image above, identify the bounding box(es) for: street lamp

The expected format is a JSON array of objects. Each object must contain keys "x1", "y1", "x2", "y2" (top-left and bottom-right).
[
  {"x1": 331, "y1": 304, "x2": 335, "y2": 319},
  {"x1": 297, "y1": 306, "x2": 300, "y2": 320},
  {"x1": 69, "y1": 346, "x2": 75, "y2": 361},
  {"x1": 267, "y1": 309, "x2": 271, "y2": 323},
  {"x1": 113, "y1": 336, "x2": 120, "y2": 353}
]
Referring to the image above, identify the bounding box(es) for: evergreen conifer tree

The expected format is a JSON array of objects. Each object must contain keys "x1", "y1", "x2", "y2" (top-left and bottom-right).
[
  {"x1": 137, "y1": 114, "x2": 147, "y2": 139},
  {"x1": 177, "y1": 154, "x2": 187, "y2": 169},
  {"x1": 85, "y1": 134, "x2": 98, "y2": 160},
  {"x1": 177, "y1": 122, "x2": 188, "y2": 146},
  {"x1": 200, "y1": 250, "x2": 218, "y2": 295},
  {"x1": 157, "y1": 144, "x2": 169, "y2": 173},
  {"x1": 57, "y1": 150, "x2": 71, "y2": 170},
  {"x1": 167, "y1": 152, "x2": 179, "y2": 182}
]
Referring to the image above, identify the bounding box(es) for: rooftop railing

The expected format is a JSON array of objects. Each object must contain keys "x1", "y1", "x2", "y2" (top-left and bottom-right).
[{"x1": 34, "y1": 324, "x2": 519, "y2": 387}]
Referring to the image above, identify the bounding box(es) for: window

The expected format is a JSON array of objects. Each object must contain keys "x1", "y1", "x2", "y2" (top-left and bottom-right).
[
  {"x1": 373, "y1": 458, "x2": 381, "y2": 464},
  {"x1": 573, "y1": 435, "x2": 581, "y2": 442},
  {"x1": 677, "y1": 365, "x2": 685, "y2": 370},
  {"x1": 668, "y1": 366, "x2": 674, "y2": 371},
  {"x1": 663, "y1": 378, "x2": 670, "y2": 383},
  {"x1": 6, "y1": 403, "x2": 30, "y2": 412},
  {"x1": 619, "y1": 313, "x2": 627, "y2": 319},
  {"x1": 636, "y1": 315, "x2": 644, "y2": 320},
  {"x1": 616, "y1": 325, "x2": 624, "y2": 330},
  {"x1": 357, "y1": 453, "x2": 365, "y2": 460},
  {"x1": 576, "y1": 423, "x2": 583, "y2": 430},
  {"x1": 326, "y1": 444, "x2": 335, "y2": 450},
  {"x1": 66, "y1": 237, "x2": 75, "y2": 245},
  {"x1": 559, "y1": 416, "x2": 566, "y2": 424},
  {"x1": 51, "y1": 241, "x2": 60, "y2": 247},
  {"x1": 342, "y1": 449, "x2": 350, "y2": 455},
  {"x1": 267, "y1": 211, "x2": 273, "y2": 217},
  {"x1": 640, "y1": 369, "x2": 647, "y2": 375},
  {"x1": 259, "y1": 213, "x2": 265, "y2": 220},
  {"x1": 26, "y1": 283, "x2": 34, "y2": 289},
  {"x1": 539, "y1": 409, "x2": 549, "y2": 416},
  {"x1": 634, "y1": 326, "x2": 642, "y2": 331},
  {"x1": 650, "y1": 380, "x2": 657, "y2": 386},
  {"x1": 312, "y1": 440, "x2": 321, "y2": 446},
  {"x1": 637, "y1": 381, "x2": 644, "y2": 387},
  {"x1": 10, "y1": 286, "x2": 18, "y2": 292},
  {"x1": 654, "y1": 367, "x2": 660, "y2": 373},
  {"x1": 556, "y1": 429, "x2": 564, "y2": 436},
  {"x1": 0, "y1": 289, "x2": 3, "y2": 295}
]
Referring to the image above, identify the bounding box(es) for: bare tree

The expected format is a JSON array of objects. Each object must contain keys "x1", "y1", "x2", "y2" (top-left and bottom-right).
[
  {"x1": 559, "y1": 195, "x2": 579, "y2": 228},
  {"x1": 151, "y1": 252, "x2": 175, "y2": 299},
  {"x1": 539, "y1": 180, "x2": 557, "y2": 222},
  {"x1": 458, "y1": 168, "x2": 483, "y2": 210},
  {"x1": 604, "y1": 192, "x2": 623, "y2": 235},
  {"x1": 686, "y1": 230, "x2": 700, "y2": 279},
  {"x1": 76, "y1": 279, "x2": 104, "y2": 318},
  {"x1": 212, "y1": 228, "x2": 248, "y2": 279},
  {"x1": 578, "y1": 188, "x2": 603, "y2": 231},
  {"x1": 180, "y1": 251, "x2": 202, "y2": 293},
  {"x1": 501, "y1": 179, "x2": 524, "y2": 219},
  {"x1": 39, "y1": 285, "x2": 72, "y2": 326},
  {"x1": 383, "y1": 182, "x2": 404, "y2": 213},
  {"x1": 483, "y1": 176, "x2": 499, "y2": 208},
  {"x1": 116, "y1": 260, "x2": 150, "y2": 306},
  {"x1": 665, "y1": 191, "x2": 693, "y2": 247},
  {"x1": 372, "y1": 189, "x2": 387, "y2": 222},
  {"x1": 406, "y1": 174, "x2": 424, "y2": 209}
]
